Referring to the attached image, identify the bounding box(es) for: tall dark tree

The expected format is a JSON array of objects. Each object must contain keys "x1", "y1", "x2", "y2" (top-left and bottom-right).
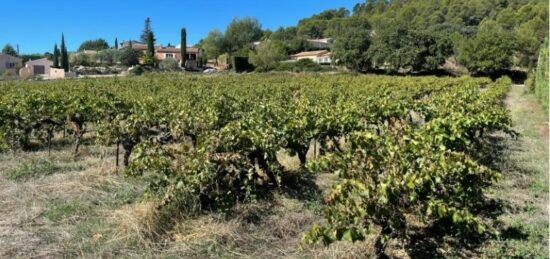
[
  {"x1": 181, "y1": 28, "x2": 187, "y2": 68},
  {"x1": 60, "y1": 33, "x2": 69, "y2": 72},
  {"x1": 114, "y1": 38, "x2": 119, "y2": 49},
  {"x1": 53, "y1": 44, "x2": 60, "y2": 68},
  {"x1": 140, "y1": 17, "x2": 153, "y2": 43},
  {"x1": 145, "y1": 31, "x2": 156, "y2": 66}
]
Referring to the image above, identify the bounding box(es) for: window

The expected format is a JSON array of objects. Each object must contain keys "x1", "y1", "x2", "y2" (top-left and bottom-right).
[
  {"x1": 166, "y1": 53, "x2": 174, "y2": 59},
  {"x1": 5, "y1": 62, "x2": 16, "y2": 69}
]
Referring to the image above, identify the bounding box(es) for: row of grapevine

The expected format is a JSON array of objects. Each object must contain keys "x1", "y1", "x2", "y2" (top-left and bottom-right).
[{"x1": 0, "y1": 73, "x2": 512, "y2": 255}]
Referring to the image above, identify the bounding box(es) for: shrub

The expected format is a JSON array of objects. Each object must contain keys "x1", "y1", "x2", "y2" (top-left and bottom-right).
[{"x1": 159, "y1": 58, "x2": 180, "y2": 71}]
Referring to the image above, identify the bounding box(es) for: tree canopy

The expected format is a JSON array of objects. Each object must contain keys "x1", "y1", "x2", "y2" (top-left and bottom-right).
[
  {"x1": 78, "y1": 39, "x2": 109, "y2": 52},
  {"x1": 2, "y1": 44, "x2": 17, "y2": 56},
  {"x1": 249, "y1": 40, "x2": 288, "y2": 71}
]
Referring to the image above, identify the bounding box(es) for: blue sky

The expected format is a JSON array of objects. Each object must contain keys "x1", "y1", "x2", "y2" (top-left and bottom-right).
[{"x1": 1, "y1": 0, "x2": 361, "y2": 54}]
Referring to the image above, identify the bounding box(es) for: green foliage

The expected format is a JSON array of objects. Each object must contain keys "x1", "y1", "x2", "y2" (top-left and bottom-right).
[
  {"x1": 78, "y1": 39, "x2": 109, "y2": 52},
  {"x1": 60, "y1": 33, "x2": 69, "y2": 72},
  {"x1": 231, "y1": 56, "x2": 253, "y2": 72},
  {"x1": 533, "y1": 39, "x2": 548, "y2": 110},
  {"x1": 459, "y1": 20, "x2": 515, "y2": 74},
  {"x1": 52, "y1": 44, "x2": 60, "y2": 68},
  {"x1": 118, "y1": 48, "x2": 140, "y2": 67},
  {"x1": 0, "y1": 74, "x2": 514, "y2": 255},
  {"x1": 249, "y1": 40, "x2": 288, "y2": 72},
  {"x1": 332, "y1": 17, "x2": 372, "y2": 71},
  {"x1": 2, "y1": 44, "x2": 17, "y2": 56},
  {"x1": 181, "y1": 28, "x2": 187, "y2": 68},
  {"x1": 140, "y1": 17, "x2": 153, "y2": 43},
  {"x1": 159, "y1": 57, "x2": 180, "y2": 71},
  {"x1": 224, "y1": 17, "x2": 263, "y2": 54},
  {"x1": 145, "y1": 32, "x2": 155, "y2": 66},
  {"x1": 368, "y1": 26, "x2": 453, "y2": 72},
  {"x1": 95, "y1": 49, "x2": 118, "y2": 66},
  {"x1": 275, "y1": 59, "x2": 322, "y2": 72},
  {"x1": 8, "y1": 159, "x2": 86, "y2": 181},
  {"x1": 202, "y1": 29, "x2": 224, "y2": 60},
  {"x1": 71, "y1": 52, "x2": 91, "y2": 66},
  {"x1": 297, "y1": 8, "x2": 350, "y2": 39}
]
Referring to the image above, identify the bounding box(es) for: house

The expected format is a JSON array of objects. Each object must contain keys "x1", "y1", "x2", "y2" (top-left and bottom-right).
[
  {"x1": 120, "y1": 41, "x2": 162, "y2": 51},
  {"x1": 0, "y1": 54, "x2": 22, "y2": 75},
  {"x1": 156, "y1": 46, "x2": 201, "y2": 70},
  {"x1": 307, "y1": 38, "x2": 333, "y2": 50},
  {"x1": 291, "y1": 50, "x2": 332, "y2": 64},
  {"x1": 120, "y1": 41, "x2": 202, "y2": 69},
  {"x1": 19, "y1": 58, "x2": 54, "y2": 78}
]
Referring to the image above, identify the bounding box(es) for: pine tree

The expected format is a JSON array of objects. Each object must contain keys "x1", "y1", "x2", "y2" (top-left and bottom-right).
[
  {"x1": 181, "y1": 28, "x2": 187, "y2": 68},
  {"x1": 140, "y1": 18, "x2": 152, "y2": 43},
  {"x1": 114, "y1": 38, "x2": 118, "y2": 49},
  {"x1": 60, "y1": 33, "x2": 69, "y2": 72},
  {"x1": 53, "y1": 44, "x2": 60, "y2": 68}
]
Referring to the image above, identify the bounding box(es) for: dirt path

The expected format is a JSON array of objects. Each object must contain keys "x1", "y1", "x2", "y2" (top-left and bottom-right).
[{"x1": 481, "y1": 84, "x2": 549, "y2": 257}]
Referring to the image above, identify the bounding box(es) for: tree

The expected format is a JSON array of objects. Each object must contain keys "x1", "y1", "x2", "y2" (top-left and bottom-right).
[
  {"x1": 224, "y1": 17, "x2": 263, "y2": 55},
  {"x1": 140, "y1": 17, "x2": 153, "y2": 43},
  {"x1": 145, "y1": 31, "x2": 156, "y2": 66},
  {"x1": 368, "y1": 26, "x2": 453, "y2": 72},
  {"x1": 332, "y1": 24, "x2": 372, "y2": 71},
  {"x1": 118, "y1": 48, "x2": 140, "y2": 66},
  {"x1": 249, "y1": 40, "x2": 288, "y2": 71},
  {"x1": 96, "y1": 49, "x2": 118, "y2": 65},
  {"x1": 202, "y1": 29, "x2": 224, "y2": 61},
  {"x1": 114, "y1": 38, "x2": 119, "y2": 49},
  {"x1": 60, "y1": 34, "x2": 69, "y2": 72},
  {"x1": 78, "y1": 39, "x2": 109, "y2": 52},
  {"x1": 53, "y1": 44, "x2": 60, "y2": 68},
  {"x1": 181, "y1": 28, "x2": 187, "y2": 68},
  {"x1": 2, "y1": 44, "x2": 17, "y2": 56},
  {"x1": 296, "y1": 8, "x2": 350, "y2": 39},
  {"x1": 458, "y1": 20, "x2": 515, "y2": 74}
]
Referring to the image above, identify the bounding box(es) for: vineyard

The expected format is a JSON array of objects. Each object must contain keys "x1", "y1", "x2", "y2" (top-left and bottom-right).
[{"x1": 0, "y1": 73, "x2": 518, "y2": 256}]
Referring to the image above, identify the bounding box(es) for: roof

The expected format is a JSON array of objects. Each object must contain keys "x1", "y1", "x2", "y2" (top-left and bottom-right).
[
  {"x1": 26, "y1": 58, "x2": 53, "y2": 64},
  {"x1": 291, "y1": 50, "x2": 331, "y2": 58},
  {"x1": 0, "y1": 53, "x2": 22, "y2": 61},
  {"x1": 157, "y1": 47, "x2": 199, "y2": 53}
]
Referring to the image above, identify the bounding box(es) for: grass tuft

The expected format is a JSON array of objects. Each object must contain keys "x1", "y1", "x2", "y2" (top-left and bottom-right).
[{"x1": 7, "y1": 158, "x2": 87, "y2": 181}]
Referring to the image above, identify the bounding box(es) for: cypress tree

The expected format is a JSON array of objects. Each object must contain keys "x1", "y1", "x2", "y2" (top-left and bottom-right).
[
  {"x1": 60, "y1": 33, "x2": 69, "y2": 72},
  {"x1": 53, "y1": 44, "x2": 60, "y2": 68},
  {"x1": 181, "y1": 28, "x2": 187, "y2": 68},
  {"x1": 146, "y1": 32, "x2": 155, "y2": 66},
  {"x1": 114, "y1": 38, "x2": 118, "y2": 49},
  {"x1": 141, "y1": 18, "x2": 152, "y2": 43}
]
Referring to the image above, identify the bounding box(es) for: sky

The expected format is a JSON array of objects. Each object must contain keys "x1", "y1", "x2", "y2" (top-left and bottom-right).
[{"x1": 1, "y1": 0, "x2": 362, "y2": 54}]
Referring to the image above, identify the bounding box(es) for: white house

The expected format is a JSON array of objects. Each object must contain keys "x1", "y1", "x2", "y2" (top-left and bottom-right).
[
  {"x1": 291, "y1": 50, "x2": 332, "y2": 64},
  {"x1": 19, "y1": 58, "x2": 54, "y2": 78}
]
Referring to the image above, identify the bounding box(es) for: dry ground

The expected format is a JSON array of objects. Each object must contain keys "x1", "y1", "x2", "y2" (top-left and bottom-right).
[{"x1": 0, "y1": 84, "x2": 547, "y2": 258}]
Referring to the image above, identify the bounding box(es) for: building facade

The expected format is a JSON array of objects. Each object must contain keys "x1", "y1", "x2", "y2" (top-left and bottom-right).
[{"x1": 0, "y1": 54, "x2": 22, "y2": 75}]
